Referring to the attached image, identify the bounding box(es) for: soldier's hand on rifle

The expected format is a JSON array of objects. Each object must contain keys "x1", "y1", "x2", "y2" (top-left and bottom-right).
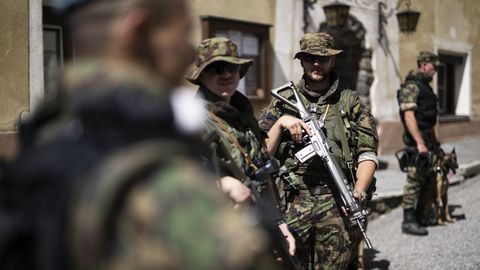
[
  {"x1": 353, "y1": 188, "x2": 367, "y2": 203},
  {"x1": 277, "y1": 115, "x2": 311, "y2": 144},
  {"x1": 278, "y1": 223, "x2": 296, "y2": 256},
  {"x1": 219, "y1": 176, "x2": 252, "y2": 207}
]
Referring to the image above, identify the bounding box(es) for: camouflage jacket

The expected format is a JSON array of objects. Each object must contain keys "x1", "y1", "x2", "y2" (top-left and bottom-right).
[
  {"x1": 396, "y1": 70, "x2": 439, "y2": 148},
  {"x1": 259, "y1": 73, "x2": 378, "y2": 189},
  {"x1": 4, "y1": 61, "x2": 278, "y2": 270},
  {"x1": 198, "y1": 86, "x2": 267, "y2": 180},
  {"x1": 70, "y1": 141, "x2": 277, "y2": 270}
]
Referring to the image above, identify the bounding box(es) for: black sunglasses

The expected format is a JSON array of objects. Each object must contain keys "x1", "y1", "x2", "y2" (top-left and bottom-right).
[
  {"x1": 302, "y1": 55, "x2": 333, "y2": 64},
  {"x1": 204, "y1": 61, "x2": 241, "y2": 75}
]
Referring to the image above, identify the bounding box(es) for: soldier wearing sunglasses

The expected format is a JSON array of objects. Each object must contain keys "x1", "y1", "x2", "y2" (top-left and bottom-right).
[
  {"x1": 259, "y1": 32, "x2": 378, "y2": 269},
  {"x1": 187, "y1": 37, "x2": 297, "y2": 261}
]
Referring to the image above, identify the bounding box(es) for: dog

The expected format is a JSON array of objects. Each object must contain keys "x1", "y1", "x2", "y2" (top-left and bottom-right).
[{"x1": 433, "y1": 148, "x2": 458, "y2": 225}]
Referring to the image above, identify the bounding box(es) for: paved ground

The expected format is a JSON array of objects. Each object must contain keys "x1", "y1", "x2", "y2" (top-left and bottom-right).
[{"x1": 365, "y1": 173, "x2": 480, "y2": 270}]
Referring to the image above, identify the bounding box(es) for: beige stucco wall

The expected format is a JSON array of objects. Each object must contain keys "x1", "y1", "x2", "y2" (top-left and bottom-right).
[
  {"x1": 398, "y1": 0, "x2": 435, "y2": 78},
  {"x1": 0, "y1": 0, "x2": 30, "y2": 131},
  {"x1": 187, "y1": 0, "x2": 276, "y2": 114},
  {"x1": 188, "y1": 0, "x2": 276, "y2": 43},
  {"x1": 399, "y1": 0, "x2": 480, "y2": 119}
]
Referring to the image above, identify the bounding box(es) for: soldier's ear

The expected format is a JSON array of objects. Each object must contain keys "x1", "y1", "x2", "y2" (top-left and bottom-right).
[{"x1": 330, "y1": 57, "x2": 336, "y2": 68}]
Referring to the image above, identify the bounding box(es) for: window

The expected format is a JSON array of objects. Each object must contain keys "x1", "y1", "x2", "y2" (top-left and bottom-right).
[
  {"x1": 43, "y1": 25, "x2": 63, "y2": 95},
  {"x1": 437, "y1": 53, "x2": 466, "y2": 115},
  {"x1": 201, "y1": 16, "x2": 271, "y2": 99},
  {"x1": 42, "y1": 4, "x2": 74, "y2": 95}
]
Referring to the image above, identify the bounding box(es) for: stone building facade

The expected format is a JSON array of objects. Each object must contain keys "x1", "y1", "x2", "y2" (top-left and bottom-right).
[{"x1": 1, "y1": 0, "x2": 480, "y2": 158}]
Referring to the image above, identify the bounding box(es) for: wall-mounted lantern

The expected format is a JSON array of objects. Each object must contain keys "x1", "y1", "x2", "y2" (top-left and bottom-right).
[
  {"x1": 379, "y1": 0, "x2": 421, "y2": 41},
  {"x1": 304, "y1": 0, "x2": 421, "y2": 41},
  {"x1": 396, "y1": 6, "x2": 421, "y2": 33},
  {"x1": 323, "y1": 1, "x2": 350, "y2": 28}
]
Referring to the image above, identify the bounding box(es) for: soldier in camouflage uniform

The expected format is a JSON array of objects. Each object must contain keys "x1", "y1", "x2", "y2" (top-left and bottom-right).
[
  {"x1": 186, "y1": 37, "x2": 296, "y2": 258},
  {"x1": 258, "y1": 32, "x2": 378, "y2": 270},
  {"x1": 0, "y1": 0, "x2": 278, "y2": 269},
  {"x1": 397, "y1": 51, "x2": 440, "y2": 236}
]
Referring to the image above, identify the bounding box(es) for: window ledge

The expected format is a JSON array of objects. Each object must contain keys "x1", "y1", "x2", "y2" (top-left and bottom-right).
[{"x1": 439, "y1": 114, "x2": 470, "y2": 123}]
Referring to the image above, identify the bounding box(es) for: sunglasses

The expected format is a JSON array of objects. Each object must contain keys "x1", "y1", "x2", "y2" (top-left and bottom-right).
[
  {"x1": 301, "y1": 55, "x2": 333, "y2": 64},
  {"x1": 204, "y1": 61, "x2": 241, "y2": 75}
]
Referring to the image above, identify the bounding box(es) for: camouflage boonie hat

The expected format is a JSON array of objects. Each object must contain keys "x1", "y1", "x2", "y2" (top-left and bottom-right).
[
  {"x1": 294, "y1": 32, "x2": 343, "y2": 59},
  {"x1": 186, "y1": 37, "x2": 253, "y2": 85},
  {"x1": 417, "y1": 51, "x2": 440, "y2": 66}
]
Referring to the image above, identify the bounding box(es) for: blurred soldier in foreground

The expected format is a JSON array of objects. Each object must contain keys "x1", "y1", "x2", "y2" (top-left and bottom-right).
[
  {"x1": 0, "y1": 0, "x2": 276, "y2": 269},
  {"x1": 397, "y1": 51, "x2": 440, "y2": 236},
  {"x1": 259, "y1": 32, "x2": 378, "y2": 269},
  {"x1": 187, "y1": 37, "x2": 297, "y2": 267}
]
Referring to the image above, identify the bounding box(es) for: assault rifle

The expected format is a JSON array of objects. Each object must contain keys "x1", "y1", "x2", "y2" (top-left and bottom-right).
[
  {"x1": 270, "y1": 81, "x2": 373, "y2": 249},
  {"x1": 204, "y1": 132, "x2": 300, "y2": 270}
]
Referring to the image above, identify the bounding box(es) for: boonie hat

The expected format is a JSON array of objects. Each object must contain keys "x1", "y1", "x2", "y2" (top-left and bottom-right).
[
  {"x1": 294, "y1": 32, "x2": 343, "y2": 59},
  {"x1": 186, "y1": 37, "x2": 253, "y2": 85}
]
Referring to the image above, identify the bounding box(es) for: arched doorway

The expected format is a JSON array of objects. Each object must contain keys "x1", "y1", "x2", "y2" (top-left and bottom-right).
[{"x1": 319, "y1": 16, "x2": 373, "y2": 108}]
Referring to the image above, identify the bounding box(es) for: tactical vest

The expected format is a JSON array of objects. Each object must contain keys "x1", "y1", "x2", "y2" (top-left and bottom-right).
[
  {"x1": 400, "y1": 76, "x2": 438, "y2": 130},
  {"x1": 275, "y1": 85, "x2": 359, "y2": 189},
  {"x1": 200, "y1": 88, "x2": 266, "y2": 178}
]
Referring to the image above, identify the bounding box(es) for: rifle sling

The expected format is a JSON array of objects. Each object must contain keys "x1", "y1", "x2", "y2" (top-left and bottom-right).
[
  {"x1": 333, "y1": 103, "x2": 356, "y2": 184},
  {"x1": 333, "y1": 103, "x2": 353, "y2": 164},
  {"x1": 207, "y1": 111, "x2": 258, "y2": 171}
]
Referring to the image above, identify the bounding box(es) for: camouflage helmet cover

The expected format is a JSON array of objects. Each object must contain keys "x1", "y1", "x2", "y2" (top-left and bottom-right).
[
  {"x1": 186, "y1": 37, "x2": 253, "y2": 85},
  {"x1": 294, "y1": 32, "x2": 343, "y2": 59},
  {"x1": 417, "y1": 51, "x2": 440, "y2": 66}
]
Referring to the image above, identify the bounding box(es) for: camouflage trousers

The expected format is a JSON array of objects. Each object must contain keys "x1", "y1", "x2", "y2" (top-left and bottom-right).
[
  {"x1": 402, "y1": 129, "x2": 439, "y2": 211},
  {"x1": 402, "y1": 165, "x2": 436, "y2": 211},
  {"x1": 286, "y1": 191, "x2": 352, "y2": 270}
]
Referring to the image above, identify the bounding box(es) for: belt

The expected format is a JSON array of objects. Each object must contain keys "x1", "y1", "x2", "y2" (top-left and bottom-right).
[
  {"x1": 301, "y1": 185, "x2": 331, "y2": 195},
  {"x1": 301, "y1": 174, "x2": 327, "y2": 186},
  {"x1": 299, "y1": 174, "x2": 332, "y2": 195}
]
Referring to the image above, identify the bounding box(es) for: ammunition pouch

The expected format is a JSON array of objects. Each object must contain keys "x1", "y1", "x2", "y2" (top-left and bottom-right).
[
  {"x1": 249, "y1": 157, "x2": 280, "y2": 194},
  {"x1": 304, "y1": 184, "x2": 330, "y2": 196},
  {"x1": 274, "y1": 165, "x2": 299, "y2": 211},
  {"x1": 395, "y1": 146, "x2": 418, "y2": 172}
]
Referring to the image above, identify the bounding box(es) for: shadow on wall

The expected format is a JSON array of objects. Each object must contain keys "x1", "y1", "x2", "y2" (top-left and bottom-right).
[
  {"x1": 378, "y1": 17, "x2": 402, "y2": 82},
  {"x1": 272, "y1": 50, "x2": 289, "y2": 89},
  {"x1": 252, "y1": 46, "x2": 289, "y2": 116}
]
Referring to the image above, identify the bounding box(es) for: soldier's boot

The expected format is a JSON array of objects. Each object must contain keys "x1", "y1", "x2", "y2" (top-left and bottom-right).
[{"x1": 402, "y1": 209, "x2": 428, "y2": 236}]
